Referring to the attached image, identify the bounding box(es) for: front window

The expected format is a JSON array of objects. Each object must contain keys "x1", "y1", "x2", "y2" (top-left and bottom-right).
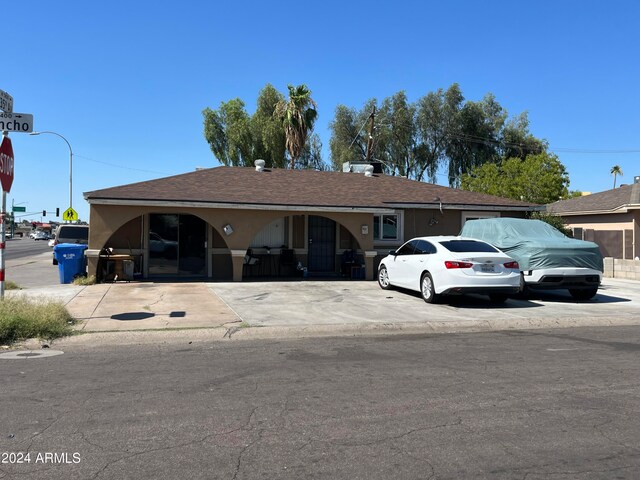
[
  {"x1": 461, "y1": 212, "x2": 499, "y2": 227},
  {"x1": 373, "y1": 214, "x2": 400, "y2": 241}
]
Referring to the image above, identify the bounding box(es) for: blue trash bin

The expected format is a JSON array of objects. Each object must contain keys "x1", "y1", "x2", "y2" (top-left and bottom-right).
[{"x1": 53, "y1": 243, "x2": 88, "y2": 284}]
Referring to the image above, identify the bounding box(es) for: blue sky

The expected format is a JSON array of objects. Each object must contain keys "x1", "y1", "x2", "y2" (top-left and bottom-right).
[{"x1": 3, "y1": 0, "x2": 639, "y2": 222}]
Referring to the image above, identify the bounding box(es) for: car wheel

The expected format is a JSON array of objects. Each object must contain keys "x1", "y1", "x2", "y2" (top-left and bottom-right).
[
  {"x1": 569, "y1": 288, "x2": 598, "y2": 300},
  {"x1": 378, "y1": 265, "x2": 392, "y2": 290},
  {"x1": 420, "y1": 272, "x2": 439, "y2": 304},
  {"x1": 489, "y1": 294, "x2": 508, "y2": 303}
]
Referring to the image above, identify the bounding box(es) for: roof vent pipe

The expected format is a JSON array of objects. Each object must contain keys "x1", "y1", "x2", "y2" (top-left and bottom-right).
[
  {"x1": 364, "y1": 165, "x2": 374, "y2": 177},
  {"x1": 254, "y1": 159, "x2": 265, "y2": 172}
]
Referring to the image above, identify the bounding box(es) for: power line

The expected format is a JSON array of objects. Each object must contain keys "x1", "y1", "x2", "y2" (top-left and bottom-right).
[
  {"x1": 73, "y1": 154, "x2": 171, "y2": 175},
  {"x1": 550, "y1": 148, "x2": 640, "y2": 154}
]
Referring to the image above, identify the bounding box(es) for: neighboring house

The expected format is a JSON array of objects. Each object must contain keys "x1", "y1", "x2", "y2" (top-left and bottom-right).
[
  {"x1": 83, "y1": 164, "x2": 539, "y2": 282},
  {"x1": 546, "y1": 178, "x2": 640, "y2": 261}
]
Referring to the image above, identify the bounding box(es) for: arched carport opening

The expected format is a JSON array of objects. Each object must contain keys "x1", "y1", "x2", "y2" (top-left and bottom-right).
[
  {"x1": 94, "y1": 212, "x2": 234, "y2": 282},
  {"x1": 242, "y1": 214, "x2": 366, "y2": 279}
]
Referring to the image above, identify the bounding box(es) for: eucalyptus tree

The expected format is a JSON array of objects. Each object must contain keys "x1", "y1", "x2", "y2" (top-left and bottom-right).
[
  {"x1": 445, "y1": 97, "x2": 502, "y2": 187},
  {"x1": 297, "y1": 133, "x2": 326, "y2": 170},
  {"x1": 379, "y1": 91, "x2": 420, "y2": 178},
  {"x1": 203, "y1": 98, "x2": 253, "y2": 167},
  {"x1": 328, "y1": 99, "x2": 380, "y2": 171},
  {"x1": 499, "y1": 111, "x2": 547, "y2": 160},
  {"x1": 415, "y1": 84, "x2": 464, "y2": 182},
  {"x1": 251, "y1": 84, "x2": 287, "y2": 167},
  {"x1": 203, "y1": 84, "x2": 312, "y2": 169},
  {"x1": 274, "y1": 84, "x2": 318, "y2": 169}
]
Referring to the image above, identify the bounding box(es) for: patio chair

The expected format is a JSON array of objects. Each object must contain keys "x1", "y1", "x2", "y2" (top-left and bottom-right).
[{"x1": 279, "y1": 248, "x2": 296, "y2": 276}]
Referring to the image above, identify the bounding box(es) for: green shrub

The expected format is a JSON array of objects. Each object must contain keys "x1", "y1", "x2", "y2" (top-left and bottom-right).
[
  {"x1": 4, "y1": 281, "x2": 20, "y2": 290},
  {"x1": 530, "y1": 211, "x2": 573, "y2": 237},
  {"x1": 0, "y1": 297, "x2": 77, "y2": 344}
]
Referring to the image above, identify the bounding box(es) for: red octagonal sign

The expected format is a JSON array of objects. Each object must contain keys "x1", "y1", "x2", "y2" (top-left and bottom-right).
[{"x1": 0, "y1": 136, "x2": 14, "y2": 193}]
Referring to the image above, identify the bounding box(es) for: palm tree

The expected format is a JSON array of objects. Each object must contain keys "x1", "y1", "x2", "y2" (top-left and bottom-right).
[
  {"x1": 275, "y1": 84, "x2": 318, "y2": 169},
  {"x1": 611, "y1": 165, "x2": 623, "y2": 188}
]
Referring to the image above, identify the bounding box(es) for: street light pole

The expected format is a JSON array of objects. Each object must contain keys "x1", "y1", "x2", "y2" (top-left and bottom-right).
[{"x1": 29, "y1": 131, "x2": 73, "y2": 217}]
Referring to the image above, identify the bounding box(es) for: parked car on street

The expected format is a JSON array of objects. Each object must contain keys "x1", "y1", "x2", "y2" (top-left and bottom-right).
[
  {"x1": 377, "y1": 236, "x2": 522, "y2": 304},
  {"x1": 52, "y1": 224, "x2": 89, "y2": 265},
  {"x1": 460, "y1": 218, "x2": 603, "y2": 300}
]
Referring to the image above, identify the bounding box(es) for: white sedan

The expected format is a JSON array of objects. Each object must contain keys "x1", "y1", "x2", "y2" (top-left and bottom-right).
[{"x1": 377, "y1": 236, "x2": 522, "y2": 303}]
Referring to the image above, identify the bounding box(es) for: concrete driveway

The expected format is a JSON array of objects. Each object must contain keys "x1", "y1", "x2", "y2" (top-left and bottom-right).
[{"x1": 207, "y1": 278, "x2": 640, "y2": 337}]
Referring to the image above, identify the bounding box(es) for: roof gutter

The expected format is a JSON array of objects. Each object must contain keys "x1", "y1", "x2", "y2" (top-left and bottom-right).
[
  {"x1": 85, "y1": 198, "x2": 397, "y2": 214},
  {"x1": 384, "y1": 203, "x2": 542, "y2": 212},
  {"x1": 548, "y1": 204, "x2": 640, "y2": 216}
]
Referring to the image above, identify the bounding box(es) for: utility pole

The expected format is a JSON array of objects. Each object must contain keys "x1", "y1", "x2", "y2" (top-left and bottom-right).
[{"x1": 364, "y1": 106, "x2": 376, "y2": 163}]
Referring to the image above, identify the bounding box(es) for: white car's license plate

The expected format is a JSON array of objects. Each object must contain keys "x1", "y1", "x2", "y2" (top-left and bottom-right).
[{"x1": 480, "y1": 264, "x2": 496, "y2": 273}]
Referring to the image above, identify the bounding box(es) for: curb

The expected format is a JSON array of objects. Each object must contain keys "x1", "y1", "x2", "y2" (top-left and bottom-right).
[{"x1": 27, "y1": 314, "x2": 640, "y2": 349}]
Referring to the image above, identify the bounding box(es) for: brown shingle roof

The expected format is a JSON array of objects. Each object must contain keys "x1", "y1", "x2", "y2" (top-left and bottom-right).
[
  {"x1": 84, "y1": 166, "x2": 537, "y2": 210},
  {"x1": 547, "y1": 183, "x2": 640, "y2": 214}
]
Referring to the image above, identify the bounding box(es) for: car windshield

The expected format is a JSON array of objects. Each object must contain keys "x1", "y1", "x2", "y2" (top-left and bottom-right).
[
  {"x1": 438, "y1": 240, "x2": 498, "y2": 253},
  {"x1": 59, "y1": 227, "x2": 88, "y2": 241}
]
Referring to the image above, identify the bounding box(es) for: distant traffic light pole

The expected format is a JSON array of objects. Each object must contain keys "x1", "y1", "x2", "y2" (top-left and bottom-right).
[{"x1": 29, "y1": 131, "x2": 73, "y2": 221}]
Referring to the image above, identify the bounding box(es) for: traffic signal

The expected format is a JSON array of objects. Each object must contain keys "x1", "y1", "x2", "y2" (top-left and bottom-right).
[
  {"x1": 42, "y1": 210, "x2": 46, "y2": 217},
  {"x1": 56, "y1": 207, "x2": 60, "y2": 217}
]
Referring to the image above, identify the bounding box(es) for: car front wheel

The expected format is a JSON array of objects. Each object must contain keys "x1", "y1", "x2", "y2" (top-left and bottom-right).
[
  {"x1": 420, "y1": 272, "x2": 439, "y2": 303},
  {"x1": 378, "y1": 265, "x2": 391, "y2": 290}
]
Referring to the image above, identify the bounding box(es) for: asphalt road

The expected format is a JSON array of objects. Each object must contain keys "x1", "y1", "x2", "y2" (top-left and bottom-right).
[
  {"x1": 2, "y1": 327, "x2": 640, "y2": 479},
  {"x1": 4, "y1": 237, "x2": 51, "y2": 261},
  {"x1": 4, "y1": 238, "x2": 58, "y2": 288}
]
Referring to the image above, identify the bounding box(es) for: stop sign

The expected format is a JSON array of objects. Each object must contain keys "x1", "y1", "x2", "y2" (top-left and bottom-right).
[{"x1": 0, "y1": 136, "x2": 14, "y2": 192}]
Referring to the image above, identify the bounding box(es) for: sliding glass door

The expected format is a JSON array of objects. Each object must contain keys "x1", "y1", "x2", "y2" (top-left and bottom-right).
[{"x1": 148, "y1": 214, "x2": 206, "y2": 277}]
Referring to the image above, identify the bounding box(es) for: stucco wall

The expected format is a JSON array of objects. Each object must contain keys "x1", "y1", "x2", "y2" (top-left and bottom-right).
[
  {"x1": 563, "y1": 211, "x2": 639, "y2": 260},
  {"x1": 87, "y1": 204, "x2": 377, "y2": 281}
]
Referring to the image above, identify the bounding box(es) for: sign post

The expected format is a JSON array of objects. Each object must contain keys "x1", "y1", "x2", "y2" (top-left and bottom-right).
[
  {"x1": 0, "y1": 134, "x2": 12, "y2": 299},
  {"x1": 0, "y1": 89, "x2": 13, "y2": 114},
  {"x1": 1, "y1": 88, "x2": 15, "y2": 299},
  {"x1": 0, "y1": 89, "x2": 32, "y2": 298}
]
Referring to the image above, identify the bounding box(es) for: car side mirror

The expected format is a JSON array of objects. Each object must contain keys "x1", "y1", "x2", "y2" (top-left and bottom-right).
[{"x1": 389, "y1": 250, "x2": 397, "y2": 256}]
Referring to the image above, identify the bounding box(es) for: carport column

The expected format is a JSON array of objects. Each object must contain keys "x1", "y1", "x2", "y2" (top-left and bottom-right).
[
  {"x1": 364, "y1": 251, "x2": 378, "y2": 281},
  {"x1": 230, "y1": 250, "x2": 247, "y2": 282}
]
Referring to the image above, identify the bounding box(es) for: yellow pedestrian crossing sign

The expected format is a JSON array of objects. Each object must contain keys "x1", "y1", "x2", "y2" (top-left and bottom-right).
[{"x1": 63, "y1": 207, "x2": 78, "y2": 222}]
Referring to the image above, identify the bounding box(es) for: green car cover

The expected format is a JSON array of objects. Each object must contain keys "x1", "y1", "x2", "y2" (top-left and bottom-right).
[{"x1": 460, "y1": 218, "x2": 603, "y2": 272}]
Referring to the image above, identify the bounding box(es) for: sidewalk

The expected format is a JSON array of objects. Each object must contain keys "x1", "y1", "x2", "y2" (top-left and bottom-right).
[{"x1": 8, "y1": 282, "x2": 240, "y2": 333}]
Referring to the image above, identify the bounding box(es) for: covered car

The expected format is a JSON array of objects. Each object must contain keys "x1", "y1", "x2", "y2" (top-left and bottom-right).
[{"x1": 460, "y1": 218, "x2": 603, "y2": 300}]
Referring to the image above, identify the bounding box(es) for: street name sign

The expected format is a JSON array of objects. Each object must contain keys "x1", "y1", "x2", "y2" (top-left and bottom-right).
[
  {"x1": 0, "y1": 136, "x2": 15, "y2": 192},
  {"x1": 12, "y1": 206, "x2": 26, "y2": 212},
  {"x1": 0, "y1": 89, "x2": 13, "y2": 113},
  {"x1": 0, "y1": 112, "x2": 33, "y2": 133},
  {"x1": 63, "y1": 207, "x2": 78, "y2": 222}
]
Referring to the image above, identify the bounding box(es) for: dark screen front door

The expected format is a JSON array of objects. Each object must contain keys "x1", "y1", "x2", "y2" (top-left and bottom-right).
[{"x1": 307, "y1": 216, "x2": 336, "y2": 272}]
